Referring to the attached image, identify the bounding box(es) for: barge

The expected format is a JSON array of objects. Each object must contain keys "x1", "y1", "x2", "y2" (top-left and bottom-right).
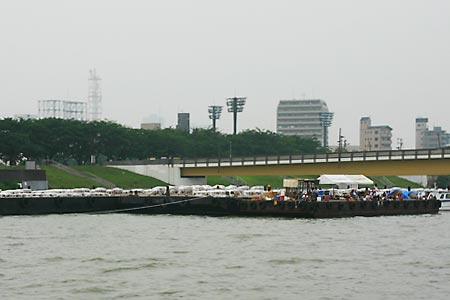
[{"x1": 0, "y1": 195, "x2": 441, "y2": 218}]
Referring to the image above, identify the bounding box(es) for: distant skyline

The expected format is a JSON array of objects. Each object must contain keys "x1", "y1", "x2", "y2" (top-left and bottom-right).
[{"x1": 1, "y1": 0, "x2": 449, "y2": 148}]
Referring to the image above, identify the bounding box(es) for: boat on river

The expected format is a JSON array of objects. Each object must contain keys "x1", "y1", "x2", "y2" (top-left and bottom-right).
[{"x1": 0, "y1": 178, "x2": 442, "y2": 217}]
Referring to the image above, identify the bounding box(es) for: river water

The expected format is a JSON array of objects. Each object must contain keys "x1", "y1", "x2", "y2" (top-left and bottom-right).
[{"x1": 1, "y1": 213, "x2": 450, "y2": 299}]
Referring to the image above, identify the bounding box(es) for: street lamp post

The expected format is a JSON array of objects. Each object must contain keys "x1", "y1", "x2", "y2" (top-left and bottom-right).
[{"x1": 226, "y1": 97, "x2": 246, "y2": 135}]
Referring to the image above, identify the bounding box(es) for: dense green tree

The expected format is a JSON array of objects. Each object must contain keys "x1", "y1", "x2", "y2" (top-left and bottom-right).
[
  {"x1": 436, "y1": 176, "x2": 450, "y2": 189},
  {"x1": 0, "y1": 118, "x2": 323, "y2": 164}
]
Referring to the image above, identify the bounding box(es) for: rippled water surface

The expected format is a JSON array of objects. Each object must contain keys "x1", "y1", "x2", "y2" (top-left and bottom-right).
[{"x1": 1, "y1": 213, "x2": 450, "y2": 299}]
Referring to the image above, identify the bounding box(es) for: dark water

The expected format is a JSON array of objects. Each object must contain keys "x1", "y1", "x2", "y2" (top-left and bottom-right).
[{"x1": 1, "y1": 213, "x2": 450, "y2": 299}]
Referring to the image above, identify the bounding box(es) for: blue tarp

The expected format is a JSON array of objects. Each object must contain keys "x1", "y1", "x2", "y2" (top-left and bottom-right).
[{"x1": 388, "y1": 189, "x2": 415, "y2": 200}]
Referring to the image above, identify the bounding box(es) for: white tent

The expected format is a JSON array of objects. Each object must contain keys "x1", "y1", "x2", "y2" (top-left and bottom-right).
[{"x1": 318, "y1": 175, "x2": 373, "y2": 189}]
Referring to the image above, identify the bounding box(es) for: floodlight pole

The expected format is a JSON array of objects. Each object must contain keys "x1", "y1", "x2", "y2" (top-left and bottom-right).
[
  {"x1": 323, "y1": 125, "x2": 328, "y2": 148},
  {"x1": 233, "y1": 106, "x2": 238, "y2": 135},
  {"x1": 213, "y1": 117, "x2": 217, "y2": 131},
  {"x1": 226, "y1": 97, "x2": 246, "y2": 135},
  {"x1": 319, "y1": 112, "x2": 334, "y2": 148},
  {"x1": 208, "y1": 105, "x2": 223, "y2": 132}
]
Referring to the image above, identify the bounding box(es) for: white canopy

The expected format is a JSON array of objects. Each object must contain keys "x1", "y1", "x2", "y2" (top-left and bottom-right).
[{"x1": 318, "y1": 175, "x2": 373, "y2": 189}]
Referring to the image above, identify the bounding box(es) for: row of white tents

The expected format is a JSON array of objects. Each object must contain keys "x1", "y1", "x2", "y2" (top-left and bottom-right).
[{"x1": 318, "y1": 175, "x2": 374, "y2": 189}]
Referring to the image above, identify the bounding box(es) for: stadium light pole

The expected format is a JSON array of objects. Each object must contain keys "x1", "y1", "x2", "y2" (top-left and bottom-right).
[
  {"x1": 319, "y1": 112, "x2": 334, "y2": 148},
  {"x1": 226, "y1": 97, "x2": 246, "y2": 135},
  {"x1": 208, "y1": 105, "x2": 223, "y2": 131}
]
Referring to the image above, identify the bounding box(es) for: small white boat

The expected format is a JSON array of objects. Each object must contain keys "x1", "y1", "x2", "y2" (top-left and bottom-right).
[
  {"x1": 437, "y1": 192, "x2": 450, "y2": 211},
  {"x1": 441, "y1": 201, "x2": 450, "y2": 211}
]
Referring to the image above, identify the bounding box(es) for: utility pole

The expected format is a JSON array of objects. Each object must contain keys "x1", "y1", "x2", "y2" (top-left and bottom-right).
[
  {"x1": 397, "y1": 138, "x2": 403, "y2": 150},
  {"x1": 338, "y1": 128, "x2": 346, "y2": 153}
]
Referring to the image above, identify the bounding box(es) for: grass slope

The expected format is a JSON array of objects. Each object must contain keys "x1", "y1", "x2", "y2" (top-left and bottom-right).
[
  {"x1": 43, "y1": 165, "x2": 99, "y2": 189},
  {"x1": 10, "y1": 164, "x2": 424, "y2": 190},
  {"x1": 75, "y1": 166, "x2": 167, "y2": 189},
  {"x1": 207, "y1": 176, "x2": 235, "y2": 186},
  {"x1": 370, "y1": 176, "x2": 422, "y2": 188}
]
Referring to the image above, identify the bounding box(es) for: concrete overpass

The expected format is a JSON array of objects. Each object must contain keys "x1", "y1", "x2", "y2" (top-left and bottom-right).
[{"x1": 110, "y1": 148, "x2": 450, "y2": 185}]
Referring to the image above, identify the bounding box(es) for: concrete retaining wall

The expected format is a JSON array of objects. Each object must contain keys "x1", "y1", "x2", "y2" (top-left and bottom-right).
[{"x1": 109, "y1": 164, "x2": 206, "y2": 186}]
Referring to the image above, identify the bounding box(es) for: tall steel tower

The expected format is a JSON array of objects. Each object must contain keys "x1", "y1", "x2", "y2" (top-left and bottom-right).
[
  {"x1": 88, "y1": 69, "x2": 102, "y2": 121},
  {"x1": 208, "y1": 105, "x2": 223, "y2": 131},
  {"x1": 226, "y1": 97, "x2": 246, "y2": 135}
]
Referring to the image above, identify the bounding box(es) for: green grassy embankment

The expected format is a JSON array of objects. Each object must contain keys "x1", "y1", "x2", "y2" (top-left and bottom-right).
[
  {"x1": 43, "y1": 165, "x2": 99, "y2": 189},
  {"x1": 74, "y1": 166, "x2": 167, "y2": 189},
  {"x1": 5, "y1": 163, "x2": 423, "y2": 189},
  {"x1": 43, "y1": 166, "x2": 166, "y2": 189},
  {"x1": 43, "y1": 165, "x2": 166, "y2": 189},
  {"x1": 369, "y1": 176, "x2": 422, "y2": 188}
]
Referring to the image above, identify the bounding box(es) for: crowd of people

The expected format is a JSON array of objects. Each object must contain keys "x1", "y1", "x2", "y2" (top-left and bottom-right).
[{"x1": 292, "y1": 186, "x2": 443, "y2": 202}]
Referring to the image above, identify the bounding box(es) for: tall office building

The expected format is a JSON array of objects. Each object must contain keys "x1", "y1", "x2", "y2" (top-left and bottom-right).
[
  {"x1": 416, "y1": 117, "x2": 450, "y2": 149},
  {"x1": 415, "y1": 118, "x2": 428, "y2": 149},
  {"x1": 38, "y1": 100, "x2": 87, "y2": 121},
  {"x1": 177, "y1": 113, "x2": 190, "y2": 133},
  {"x1": 359, "y1": 117, "x2": 392, "y2": 151},
  {"x1": 277, "y1": 99, "x2": 332, "y2": 146}
]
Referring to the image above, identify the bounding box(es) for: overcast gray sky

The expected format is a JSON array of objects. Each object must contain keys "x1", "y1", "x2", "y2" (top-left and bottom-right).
[{"x1": 1, "y1": 0, "x2": 449, "y2": 148}]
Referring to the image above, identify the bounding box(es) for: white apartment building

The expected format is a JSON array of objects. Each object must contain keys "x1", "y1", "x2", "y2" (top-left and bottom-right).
[
  {"x1": 276, "y1": 99, "x2": 331, "y2": 146},
  {"x1": 359, "y1": 117, "x2": 392, "y2": 151},
  {"x1": 416, "y1": 117, "x2": 450, "y2": 149}
]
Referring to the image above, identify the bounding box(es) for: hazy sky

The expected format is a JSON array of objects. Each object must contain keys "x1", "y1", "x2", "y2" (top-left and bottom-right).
[{"x1": 1, "y1": 0, "x2": 449, "y2": 148}]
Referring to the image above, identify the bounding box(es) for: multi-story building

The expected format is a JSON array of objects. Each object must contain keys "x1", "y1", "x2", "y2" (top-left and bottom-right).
[
  {"x1": 38, "y1": 100, "x2": 87, "y2": 121},
  {"x1": 359, "y1": 117, "x2": 392, "y2": 151},
  {"x1": 177, "y1": 113, "x2": 190, "y2": 133},
  {"x1": 276, "y1": 99, "x2": 332, "y2": 146},
  {"x1": 416, "y1": 117, "x2": 450, "y2": 149},
  {"x1": 141, "y1": 123, "x2": 162, "y2": 130}
]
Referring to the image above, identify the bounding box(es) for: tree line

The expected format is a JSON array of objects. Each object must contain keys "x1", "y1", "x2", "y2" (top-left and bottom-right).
[{"x1": 0, "y1": 118, "x2": 323, "y2": 165}]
